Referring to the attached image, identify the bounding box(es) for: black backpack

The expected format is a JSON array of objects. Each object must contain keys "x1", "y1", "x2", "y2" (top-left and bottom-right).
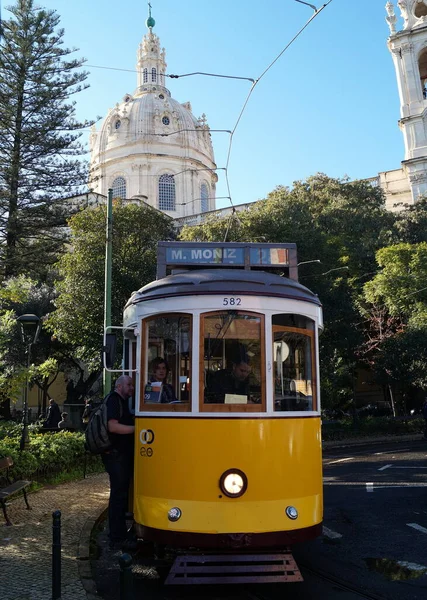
[{"x1": 84, "y1": 394, "x2": 121, "y2": 455}]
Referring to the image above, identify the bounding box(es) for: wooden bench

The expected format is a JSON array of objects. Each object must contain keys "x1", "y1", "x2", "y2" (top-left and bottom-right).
[{"x1": 0, "y1": 457, "x2": 31, "y2": 526}]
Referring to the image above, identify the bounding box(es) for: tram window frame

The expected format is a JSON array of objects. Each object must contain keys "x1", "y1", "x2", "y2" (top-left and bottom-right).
[
  {"x1": 124, "y1": 333, "x2": 137, "y2": 414},
  {"x1": 272, "y1": 323, "x2": 317, "y2": 413},
  {"x1": 199, "y1": 310, "x2": 266, "y2": 413},
  {"x1": 139, "y1": 313, "x2": 192, "y2": 412}
]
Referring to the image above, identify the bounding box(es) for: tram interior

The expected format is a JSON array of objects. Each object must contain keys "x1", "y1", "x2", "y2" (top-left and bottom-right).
[{"x1": 141, "y1": 312, "x2": 315, "y2": 411}]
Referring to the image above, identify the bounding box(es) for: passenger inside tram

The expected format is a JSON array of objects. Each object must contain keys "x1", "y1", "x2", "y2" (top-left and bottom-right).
[{"x1": 148, "y1": 357, "x2": 177, "y2": 403}]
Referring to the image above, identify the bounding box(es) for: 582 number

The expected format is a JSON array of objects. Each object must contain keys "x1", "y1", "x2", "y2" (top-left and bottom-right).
[{"x1": 223, "y1": 297, "x2": 241, "y2": 306}]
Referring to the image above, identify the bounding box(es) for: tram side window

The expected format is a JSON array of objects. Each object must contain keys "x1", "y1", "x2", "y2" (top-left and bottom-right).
[
  {"x1": 142, "y1": 314, "x2": 191, "y2": 408},
  {"x1": 202, "y1": 312, "x2": 263, "y2": 406},
  {"x1": 273, "y1": 316, "x2": 315, "y2": 412}
]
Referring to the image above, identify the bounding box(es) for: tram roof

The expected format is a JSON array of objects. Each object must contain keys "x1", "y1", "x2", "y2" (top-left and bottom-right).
[{"x1": 126, "y1": 269, "x2": 321, "y2": 307}]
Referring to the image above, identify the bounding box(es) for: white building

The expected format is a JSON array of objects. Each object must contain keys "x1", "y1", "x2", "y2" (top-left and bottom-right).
[
  {"x1": 382, "y1": 1, "x2": 427, "y2": 210},
  {"x1": 89, "y1": 10, "x2": 217, "y2": 218}
]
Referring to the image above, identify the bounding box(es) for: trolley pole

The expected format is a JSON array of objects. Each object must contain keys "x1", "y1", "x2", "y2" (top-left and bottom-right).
[
  {"x1": 119, "y1": 553, "x2": 134, "y2": 599},
  {"x1": 52, "y1": 510, "x2": 61, "y2": 599},
  {"x1": 103, "y1": 188, "x2": 113, "y2": 397}
]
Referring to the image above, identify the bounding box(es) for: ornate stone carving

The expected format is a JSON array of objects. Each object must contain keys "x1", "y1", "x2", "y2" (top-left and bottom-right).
[
  {"x1": 397, "y1": 0, "x2": 409, "y2": 29},
  {"x1": 409, "y1": 172, "x2": 427, "y2": 183},
  {"x1": 386, "y1": 1, "x2": 397, "y2": 35},
  {"x1": 400, "y1": 42, "x2": 414, "y2": 53}
]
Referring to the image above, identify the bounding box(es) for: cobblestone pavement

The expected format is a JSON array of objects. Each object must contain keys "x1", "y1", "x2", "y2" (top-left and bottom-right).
[{"x1": 0, "y1": 472, "x2": 109, "y2": 600}]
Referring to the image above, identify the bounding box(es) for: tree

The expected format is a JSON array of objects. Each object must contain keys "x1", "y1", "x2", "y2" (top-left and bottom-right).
[
  {"x1": 0, "y1": 275, "x2": 58, "y2": 418},
  {"x1": 0, "y1": 0, "x2": 94, "y2": 281},
  {"x1": 359, "y1": 243, "x2": 427, "y2": 412},
  {"x1": 180, "y1": 174, "x2": 397, "y2": 410},
  {"x1": 47, "y1": 201, "x2": 175, "y2": 395}
]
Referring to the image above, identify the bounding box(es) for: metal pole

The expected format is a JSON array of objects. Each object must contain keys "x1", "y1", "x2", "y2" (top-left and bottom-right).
[
  {"x1": 20, "y1": 342, "x2": 31, "y2": 452},
  {"x1": 119, "y1": 553, "x2": 134, "y2": 600},
  {"x1": 103, "y1": 188, "x2": 113, "y2": 397},
  {"x1": 52, "y1": 510, "x2": 61, "y2": 599}
]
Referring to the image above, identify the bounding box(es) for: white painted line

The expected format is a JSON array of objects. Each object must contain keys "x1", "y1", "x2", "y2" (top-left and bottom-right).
[
  {"x1": 323, "y1": 526, "x2": 342, "y2": 539},
  {"x1": 389, "y1": 466, "x2": 427, "y2": 469},
  {"x1": 378, "y1": 464, "x2": 392, "y2": 471},
  {"x1": 326, "y1": 457, "x2": 354, "y2": 465},
  {"x1": 407, "y1": 523, "x2": 427, "y2": 535},
  {"x1": 366, "y1": 482, "x2": 374, "y2": 493},
  {"x1": 397, "y1": 560, "x2": 427, "y2": 572},
  {"x1": 374, "y1": 449, "x2": 409, "y2": 455},
  {"x1": 323, "y1": 481, "x2": 427, "y2": 487}
]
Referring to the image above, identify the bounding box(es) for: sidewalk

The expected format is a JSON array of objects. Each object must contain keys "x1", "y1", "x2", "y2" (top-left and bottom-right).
[{"x1": 0, "y1": 472, "x2": 109, "y2": 600}]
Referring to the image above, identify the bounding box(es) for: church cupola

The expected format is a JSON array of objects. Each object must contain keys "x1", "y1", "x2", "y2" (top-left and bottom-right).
[{"x1": 136, "y1": 4, "x2": 168, "y2": 95}]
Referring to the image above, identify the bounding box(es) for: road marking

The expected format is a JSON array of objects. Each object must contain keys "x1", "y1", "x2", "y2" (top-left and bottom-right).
[
  {"x1": 378, "y1": 464, "x2": 392, "y2": 471},
  {"x1": 397, "y1": 560, "x2": 427, "y2": 572},
  {"x1": 374, "y1": 449, "x2": 409, "y2": 455},
  {"x1": 407, "y1": 523, "x2": 427, "y2": 535},
  {"x1": 323, "y1": 526, "x2": 342, "y2": 539},
  {"x1": 326, "y1": 457, "x2": 354, "y2": 465},
  {"x1": 366, "y1": 482, "x2": 374, "y2": 492},
  {"x1": 388, "y1": 466, "x2": 427, "y2": 469}
]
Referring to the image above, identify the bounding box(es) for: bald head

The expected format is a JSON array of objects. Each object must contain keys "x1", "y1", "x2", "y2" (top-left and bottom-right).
[{"x1": 115, "y1": 375, "x2": 134, "y2": 400}]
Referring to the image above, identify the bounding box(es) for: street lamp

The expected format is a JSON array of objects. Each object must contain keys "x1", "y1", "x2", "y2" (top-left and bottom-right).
[
  {"x1": 16, "y1": 314, "x2": 41, "y2": 451},
  {"x1": 321, "y1": 266, "x2": 349, "y2": 275},
  {"x1": 297, "y1": 260, "x2": 321, "y2": 267}
]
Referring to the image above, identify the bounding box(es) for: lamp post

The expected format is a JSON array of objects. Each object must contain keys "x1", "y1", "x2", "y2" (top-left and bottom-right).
[
  {"x1": 16, "y1": 314, "x2": 41, "y2": 451},
  {"x1": 297, "y1": 260, "x2": 321, "y2": 267}
]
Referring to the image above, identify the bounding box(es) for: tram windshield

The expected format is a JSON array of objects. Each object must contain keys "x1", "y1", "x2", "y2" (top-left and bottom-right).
[
  {"x1": 202, "y1": 311, "x2": 264, "y2": 410},
  {"x1": 272, "y1": 315, "x2": 316, "y2": 412},
  {"x1": 141, "y1": 314, "x2": 191, "y2": 410}
]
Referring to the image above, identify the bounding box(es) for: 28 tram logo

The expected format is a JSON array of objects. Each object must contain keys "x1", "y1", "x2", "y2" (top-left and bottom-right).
[{"x1": 139, "y1": 428, "x2": 155, "y2": 457}]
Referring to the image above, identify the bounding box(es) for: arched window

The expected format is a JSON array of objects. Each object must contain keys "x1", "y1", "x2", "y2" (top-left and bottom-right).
[
  {"x1": 419, "y1": 50, "x2": 427, "y2": 99},
  {"x1": 159, "y1": 174, "x2": 176, "y2": 211},
  {"x1": 415, "y1": 1, "x2": 427, "y2": 18},
  {"x1": 112, "y1": 176, "x2": 127, "y2": 199},
  {"x1": 151, "y1": 68, "x2": 157, "y2": 82},
  {"x1": 143, "y1": 68, "x2": 148, "y2": 83},
  {"x1": 201, "y1": 183, "x2": 209, "y2": 213}
]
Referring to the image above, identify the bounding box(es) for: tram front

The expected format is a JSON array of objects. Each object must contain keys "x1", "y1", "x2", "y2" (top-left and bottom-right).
[{"x1": 120, "y1": 242, "x2": 323, "y2": 552}]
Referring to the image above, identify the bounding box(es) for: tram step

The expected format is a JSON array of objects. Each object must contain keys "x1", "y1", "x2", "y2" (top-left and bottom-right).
[{"x1": 165, "y1": 552, "x2": 303, "y2": 585}]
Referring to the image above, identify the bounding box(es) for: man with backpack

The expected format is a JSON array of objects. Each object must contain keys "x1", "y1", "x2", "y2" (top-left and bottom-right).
[{"x1": 101, "y1": 375, "x2": 135, "y2": 549}]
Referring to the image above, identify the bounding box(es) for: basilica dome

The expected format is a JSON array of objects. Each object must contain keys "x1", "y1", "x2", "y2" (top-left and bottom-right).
[{"x1": 89, "y1": 17, "x2": 217, "y2": 218}]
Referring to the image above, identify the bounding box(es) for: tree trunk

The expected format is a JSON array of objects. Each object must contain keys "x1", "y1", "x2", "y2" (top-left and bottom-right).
[{"x1": 388, "y1": 384, "x2": 396, "y2": 417}]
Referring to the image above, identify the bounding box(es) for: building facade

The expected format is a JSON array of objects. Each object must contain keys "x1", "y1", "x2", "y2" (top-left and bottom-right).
[
  {"x1": 382, "y1": 1, "x2": 427, "y2": 210},
  {"x1": 89, "y1": 12, "x2": 217, "y2": 218}
]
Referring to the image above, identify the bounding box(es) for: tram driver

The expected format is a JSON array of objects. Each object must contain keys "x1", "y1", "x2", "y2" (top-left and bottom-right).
[{"x1": 205, "y1": 348, "x2": 252, "y2": 403}]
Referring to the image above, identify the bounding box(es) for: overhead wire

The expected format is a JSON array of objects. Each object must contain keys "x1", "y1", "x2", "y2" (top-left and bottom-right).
[{"x1": 86, "y1": 1, "x2": 333, "y2": 222}]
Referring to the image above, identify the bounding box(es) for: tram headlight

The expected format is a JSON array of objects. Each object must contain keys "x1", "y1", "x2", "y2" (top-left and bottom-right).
[
  {"x1": 285, "y1": 506, "x2": 298, "y2": 520},
  {"x1": 168, "y1": 507, "x2": 182, "y2": 522},
  {"x1": 219, "y1": 469, "x2": 248, "y2": 498}
]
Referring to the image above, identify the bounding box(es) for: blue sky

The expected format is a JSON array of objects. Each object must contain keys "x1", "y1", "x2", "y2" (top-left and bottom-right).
[{"x1": 3, "y1": 0, "x2": 405, "y2": 210}]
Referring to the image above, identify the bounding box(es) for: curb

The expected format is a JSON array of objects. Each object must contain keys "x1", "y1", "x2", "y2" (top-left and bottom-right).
[
  {"x1": 77, "y1": 503, "x2": 108, "y2": 599},
  {"x1": 323, "y1": 433, "x2": 423, "y2": 448}
]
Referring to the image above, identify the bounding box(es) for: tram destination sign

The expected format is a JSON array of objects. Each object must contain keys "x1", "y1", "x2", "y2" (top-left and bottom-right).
[{"x1": 165, "y1": 245, "x2": 290, "y2": 266}]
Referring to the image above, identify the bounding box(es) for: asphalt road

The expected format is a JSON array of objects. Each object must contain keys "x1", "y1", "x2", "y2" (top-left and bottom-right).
[{"x1": 93, "y1": 438, "x2": 427, "y2": 599}]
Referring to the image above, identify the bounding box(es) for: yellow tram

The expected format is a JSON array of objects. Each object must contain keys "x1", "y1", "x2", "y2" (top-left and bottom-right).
[{"x1": 120, "y1": 242, "x2": 323, "y2": 558}]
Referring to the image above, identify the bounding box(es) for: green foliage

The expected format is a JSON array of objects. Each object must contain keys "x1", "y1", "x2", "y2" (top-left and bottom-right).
[
  {"x1": 0, "y1": 421, "x2": 90, "y2": 479},
  {"x1": 48, "y1": 200, "x2": 175, "y2": 368},
  {"x1": 321, "y1": 416, "x2": 424, "y2": 441},
  {"x1": 181, "y1": 174, "x2": 396, "y2": 409},
  {"x1": 0, "y1": 0, "x2": 95, "y2": 279}
]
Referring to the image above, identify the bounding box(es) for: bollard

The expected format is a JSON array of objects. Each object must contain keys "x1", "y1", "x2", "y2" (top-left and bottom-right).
[
  {"x1": 119, "y1": 553, "x2": 134, "y2": 600},
  {"x1": 52, "y1": 510, "x2": 61, "y2": 600}
]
